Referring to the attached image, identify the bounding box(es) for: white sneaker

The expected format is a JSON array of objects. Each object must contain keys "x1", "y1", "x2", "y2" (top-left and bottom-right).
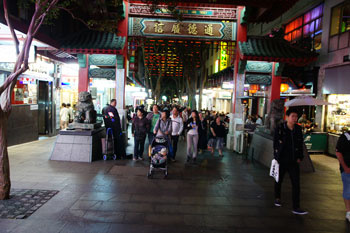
[
  {"x1": 346, "y1": 212, "x2": 350, "y2": 222},
  {"x1": 133, "y1": 158, "x2": 137, "y2": 161},
  {"x1": 138, "y1": 157, "x2": 143, "y2": 161}
]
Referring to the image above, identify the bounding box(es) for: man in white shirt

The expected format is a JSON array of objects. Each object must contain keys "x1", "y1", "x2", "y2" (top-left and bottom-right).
[
  {"x1": 60, "y1": 103, "x2": 70, "y2": 129},
  {"x1": 170, "y1": 106, "x2": 183, "y2": 162}
]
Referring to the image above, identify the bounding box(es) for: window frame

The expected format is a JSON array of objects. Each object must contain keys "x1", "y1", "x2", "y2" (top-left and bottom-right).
[
  {"x1": 283, "y1": 4, "x2": 324, "y2": 49},
  {"x1": 329, "y1": 2, "x2": 350, "y2": 52}
]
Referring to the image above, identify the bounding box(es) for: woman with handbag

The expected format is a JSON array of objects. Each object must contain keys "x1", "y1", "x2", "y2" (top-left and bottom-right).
[{"x1": 185, "y1": 110, "x2": 202, "y2": 163}]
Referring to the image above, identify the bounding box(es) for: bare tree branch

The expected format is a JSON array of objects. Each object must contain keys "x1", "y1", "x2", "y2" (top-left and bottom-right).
[
  {"x1": 3, "y1": 0, "x2": 20, "y2": 55},
  {"x1": 57, "y1": 6, "x2": 91, "y2": 29},
  {"x1": 0, "y1": 66, "x2": 26, "y2": 97},
  {"x1": 33, "y1": 0, "x2": 60, "y2": 36}
]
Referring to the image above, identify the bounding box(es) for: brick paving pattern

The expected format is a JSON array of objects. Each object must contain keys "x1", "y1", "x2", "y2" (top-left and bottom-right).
[{"x1": 0, "y1": 189, "x2": 58, "y2": 219}]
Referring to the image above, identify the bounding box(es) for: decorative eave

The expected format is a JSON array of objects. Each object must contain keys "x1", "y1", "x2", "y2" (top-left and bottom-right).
[
  {"x1": 60, "y1": 30, "x2": 126, "y2": 55},
  {"x1": 239, "y1": 37, "x2": 319, "y2": 66}
]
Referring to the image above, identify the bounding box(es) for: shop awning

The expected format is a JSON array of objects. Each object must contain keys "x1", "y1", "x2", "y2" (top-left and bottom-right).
[
  {"x1": 239, "y1": 37, "x2": 318, "y2": 66},
  {"x1": 60, "y1": 30, "x2": 126, "y2": 54}
]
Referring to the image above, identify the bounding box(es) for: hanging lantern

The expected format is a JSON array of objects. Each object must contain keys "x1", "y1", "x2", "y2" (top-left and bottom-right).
[
  {"x1": 249, "y1": 84, "x2": 259, "y2": 94},
  {"x1": 280, "y1": 83, "x2": 289, "y2": 93}
]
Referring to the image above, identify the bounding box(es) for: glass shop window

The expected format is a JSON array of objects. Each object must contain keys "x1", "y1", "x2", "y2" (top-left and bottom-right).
[{"x1": 12, "y1": 79, "x2": 38, "y2": 105}]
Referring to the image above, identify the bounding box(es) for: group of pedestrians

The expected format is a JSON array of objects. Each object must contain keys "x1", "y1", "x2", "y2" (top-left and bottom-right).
[
  {"x1": 131, "y1": 104, "x2": 228, "y2": 163},
  {"x1": 59, "y1": 103, "x2": 74, "y2": 129}
]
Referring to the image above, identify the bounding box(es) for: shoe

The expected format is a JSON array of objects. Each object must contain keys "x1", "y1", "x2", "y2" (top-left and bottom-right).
[
  {"x1": 138, "y1": 157, "x2": 143, "y2": 161},
  {"x1": 186, "y1": 157, "x2": 191, "y2": 162},
  {"x1": 171, "y1": 158, "x2": 176, "y2": 162},
  {"x1": 292, "y1": 208, "x2": 308, "y2": 215},
  {"x1": 274, "y1": 199, "x2": 282, "y2": 207},
  {"x1": 346, "y1": 212, "x2": 350, "y2": 222},
  {"x1": 133, "y1": 158, "x2": 137, "y2": 161}
]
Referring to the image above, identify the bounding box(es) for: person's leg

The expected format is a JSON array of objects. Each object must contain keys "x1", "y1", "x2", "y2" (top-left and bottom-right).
[
  {"x1": 139, "y1": 138, "x2": 146, "y2": 159},
  {"x1": 192, "y1": 134, "x2": 199, "y2": 159},
  {"x1": 172, "y1": 135, "x2": 179, "y2": 159},
  {"x1": 218, "y1": 137, "x2": 223, "y2": 156},
  {"x1": 274, "y1": 163, "x2": 287, "y2": 202},
  {"x1": 288, "y1": 163, "x2": 301, "y2": 210},
  {"x1": 60, "y1": 121, "x2": 64, "y2": 129},
  {"x1": 186, "y1": 134, "x2": 192, "y2": 161},
  {"x1": 341, "y1": 173, "x2": 350, "y2": 214},
  {"x1": 133, "y1": 137, "x2": 139, "y2": 160}
]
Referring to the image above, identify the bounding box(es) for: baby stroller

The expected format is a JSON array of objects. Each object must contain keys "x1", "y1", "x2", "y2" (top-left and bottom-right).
[{"x1": 148, "y1": 136, "x2": 169, "y2": 179}]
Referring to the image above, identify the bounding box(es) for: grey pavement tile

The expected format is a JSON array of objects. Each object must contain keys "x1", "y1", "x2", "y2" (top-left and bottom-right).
[
  {"x1": 144, "y1": 214, "x2": 184, "y2": 226},
  {"x1": 59, "y1": 221, "x2": 111, "y2": 233},
  {"x1": 107, "y1": 224, "x2": 153, "y2": 233},
  {"x1": 83, "y1": 210, "x2": 124, "y2": 223},
  {"x1": 9, "y1": 219, "x2": 66, "y2": 233}
]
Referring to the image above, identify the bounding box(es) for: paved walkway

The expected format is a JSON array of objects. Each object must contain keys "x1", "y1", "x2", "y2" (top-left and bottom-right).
[{"x1": 0, "y1": 136, "x2": 348, "y2": 233}]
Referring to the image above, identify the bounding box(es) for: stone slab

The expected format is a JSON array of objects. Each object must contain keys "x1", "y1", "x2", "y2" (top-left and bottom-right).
[
  {"x1": 50, "y1": 129, "x2": 104, "y2": 162},
  {"x1": 68, "y1": 122, "x2": 102, "y2": 130},
  {"x1": 60, "y1": 127, "x2": 105, "y2": 136}
]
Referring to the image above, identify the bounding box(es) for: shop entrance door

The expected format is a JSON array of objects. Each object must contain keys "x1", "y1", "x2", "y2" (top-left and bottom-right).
[{"x1": 38, "y1": 81, "x2": 51, "y2": 135}]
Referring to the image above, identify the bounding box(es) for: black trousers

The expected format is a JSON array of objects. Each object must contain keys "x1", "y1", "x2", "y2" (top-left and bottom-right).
[
  {"x1": 274, "y1": 162, "x2": 300, "y2": 209},
  {"x1": 134, "y1": 137, "x2": 146, "y2": 159},
  {"x1": 171, "y1": 135, "x2": 180, "y2": 159}
]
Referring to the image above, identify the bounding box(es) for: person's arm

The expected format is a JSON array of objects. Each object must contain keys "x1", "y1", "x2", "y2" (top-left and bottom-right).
[
  {"x1": 273, "y1": 124, "x2": 282, "y2": 162},
  {"x1": 166, "y1": 119, "x2": 172, "y2": 135},
  {"x1": 336, "y1": 151, "x2": 350, "y2": 173},
  {"x1": 132, "y1": 120, "x2": 135, "y2": 136},
  {"x1": 153, "y1": 119, "x2": 160, "y2": 134},
  {"x1": 210, "y1": 123, "x2": 216, "y2": 137},
  {"x1": 178, "y1": 118, "x2": 184, "y2": 136},
  {"x1": 146, "y1": 118, "x2": 151, "y2": 133}
]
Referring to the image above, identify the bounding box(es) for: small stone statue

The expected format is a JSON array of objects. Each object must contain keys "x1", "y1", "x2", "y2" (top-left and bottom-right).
[
  {"x1": 265, "y1": 99, "x2": 285, "y2": 135},
  {"x1": 74, "y1": 92, "x2": 96, "y2": 124}
]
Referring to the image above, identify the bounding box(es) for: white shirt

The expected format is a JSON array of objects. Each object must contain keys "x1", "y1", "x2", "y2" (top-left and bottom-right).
[
  {"x1": 60, "y1": 108, "x2": 70, "y2": 122},
  {"x1": 256, "y1": 118, "x2": 263, "y2": 125},
  {"x1": 170, "y1": 115, "x2": 183, "y2": 136}
]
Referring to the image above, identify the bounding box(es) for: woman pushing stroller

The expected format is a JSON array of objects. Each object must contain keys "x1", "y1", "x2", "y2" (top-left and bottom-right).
[{"x1": 153, "y1": 110, "x2": 174, "y2": 159}]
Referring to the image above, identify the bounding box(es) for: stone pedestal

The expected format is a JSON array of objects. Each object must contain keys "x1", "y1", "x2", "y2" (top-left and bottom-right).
[{"x1": 50, "y1": 128, "x2": 105, "y2": 163}]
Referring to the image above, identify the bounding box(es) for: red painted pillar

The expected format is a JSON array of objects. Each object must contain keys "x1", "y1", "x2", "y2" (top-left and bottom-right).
[
  {"x1": 270, "y1": 62, "x2": 282, "y2": 101},
  {"x1": 78, "y1": 54, "x2": 89, "y2": 93},
  {"x1": 232, "y1": 6, "x2": 247, "y2": 114}
]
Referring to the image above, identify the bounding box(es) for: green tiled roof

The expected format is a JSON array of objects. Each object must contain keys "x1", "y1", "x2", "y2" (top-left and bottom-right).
[
  {"x1": 239, "y1": 37, "x2": 318, "y2": 65},
  {"x1": 61, "y1": 30, "x2": 125, "y2": 50}
]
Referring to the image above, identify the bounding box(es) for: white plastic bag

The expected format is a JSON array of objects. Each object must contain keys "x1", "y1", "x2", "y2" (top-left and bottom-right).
[{"x1": 270, "y1": 159, "x2": 279, "y2": 182}]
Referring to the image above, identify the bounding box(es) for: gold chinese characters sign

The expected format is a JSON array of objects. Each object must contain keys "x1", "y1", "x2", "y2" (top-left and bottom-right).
[{"x1": 128, "y1": 18, "x2": 237, "y2": 41}]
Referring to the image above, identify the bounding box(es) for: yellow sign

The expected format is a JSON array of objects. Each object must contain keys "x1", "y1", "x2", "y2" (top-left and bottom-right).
[{"x1": 220, "y1": 42, "x2": 228, "y2": 70}]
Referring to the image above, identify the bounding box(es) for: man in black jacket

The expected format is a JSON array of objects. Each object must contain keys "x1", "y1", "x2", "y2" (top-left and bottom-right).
[
  {"x1": 104, "y1": 99, "x2": 125, "y2": 158},
  {"x1": 273, "y1": 108, "x2": 308, "y2": 215}
]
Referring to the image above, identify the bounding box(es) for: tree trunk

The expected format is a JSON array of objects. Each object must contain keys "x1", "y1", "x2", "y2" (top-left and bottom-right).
[{"x1": 0, "y1": 109, "x2": 10, "y2": 199}]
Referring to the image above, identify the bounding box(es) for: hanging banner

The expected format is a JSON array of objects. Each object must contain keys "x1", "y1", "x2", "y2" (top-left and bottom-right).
[
  {"x1": 128, "y1": 18, "x2": 236, "y2": 41},
  {"x1": 129, "y1": 4, "x2": 237, "y2": 20}
]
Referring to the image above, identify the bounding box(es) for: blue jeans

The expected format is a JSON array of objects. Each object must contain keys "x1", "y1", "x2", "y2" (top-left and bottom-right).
[{"x1": 148, "y1": 132, "x2": 155, "y2": 145}]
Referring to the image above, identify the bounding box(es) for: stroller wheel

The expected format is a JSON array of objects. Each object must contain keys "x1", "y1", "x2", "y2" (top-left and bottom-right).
[
  {"x1": 113, "y1": 154, "x2": 117, "y2": 160},
  {"x1": 103, "y1": 155, "x2": 107, "y2": 161}
]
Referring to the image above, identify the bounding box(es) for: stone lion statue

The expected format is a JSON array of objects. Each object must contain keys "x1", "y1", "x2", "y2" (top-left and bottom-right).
[
  {"x1": 74, "y1": 92, "x2": 96, "y2": 124},
  {"x1": 265, "y1": 99, "x2": 285, "y2": 135}
]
